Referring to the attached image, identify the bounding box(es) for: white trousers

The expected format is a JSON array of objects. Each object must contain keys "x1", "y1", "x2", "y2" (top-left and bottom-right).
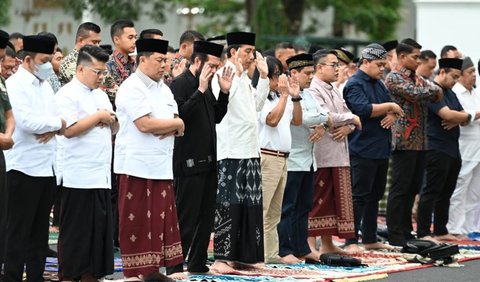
[{"x1": 447, "y1": 160, "x2": 480, "y2": 234}]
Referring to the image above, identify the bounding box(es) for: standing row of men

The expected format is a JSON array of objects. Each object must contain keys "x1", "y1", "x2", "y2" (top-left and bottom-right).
[{"x1": 1, "y1": 22, "x2": 480, "y2": 282}]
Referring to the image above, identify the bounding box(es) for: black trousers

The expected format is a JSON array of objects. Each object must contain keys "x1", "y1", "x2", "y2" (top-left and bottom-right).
[
  {"x1": 417, "y1": 150, "x2": 461, "y2": 238},
  {"x1": 0, "y1": 152, "x2": 7, "y2": 267},
  {"x1": 386, "y1": 150, "x2": 427, "y2": 246},
  {"x1": 4, "y1": 170, "x2": 55, "y2": 282},
  {"x1": 346, "y1": 156, "x2": 388, "y2": 245},
  {"x1": 168, "y1": 171, "x2": 217, "y2": 273}
]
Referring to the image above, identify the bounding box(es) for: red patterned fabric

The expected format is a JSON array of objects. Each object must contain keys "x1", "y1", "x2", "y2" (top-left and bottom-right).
[
  {"x1": 308, "y1": 167, "x2": 355, "y2": 238},
  {"x1": 118, "y1": 175, "x2": 183, "y2": 277}
]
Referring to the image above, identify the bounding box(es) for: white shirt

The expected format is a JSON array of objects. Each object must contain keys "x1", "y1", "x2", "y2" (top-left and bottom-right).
[
  {"x1": 258, "y1": 92, "x2": 293, "y2": 152},
  {"x1": 453, "y1": 82, "x2": 480, "y2": 161},
  {"x1": 5, "y1": 66, "x2": 62, "y2": 177},
  {"x1": 288, "y1": 90, "x2": 329, "y2": 171},
  {"x1": 56, "y1": 77, "x2": 113, "y2": 189},
  {"x1": 114, "y1": 70, "x2": 178, "y2": 179},
  {"x1": 212, "y1": 60, "x2": 270, "y2": 160}
]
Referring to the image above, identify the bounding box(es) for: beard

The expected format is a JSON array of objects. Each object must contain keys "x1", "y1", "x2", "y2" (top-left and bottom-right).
[{"x1": 195, "y1": 61, "x2": 205, "y2": 78}]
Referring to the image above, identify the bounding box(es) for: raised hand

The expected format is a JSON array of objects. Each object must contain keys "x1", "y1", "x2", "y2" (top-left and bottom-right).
[
  {"x1": 198, "y1": 64, "x2": 213, "y2": 93},
  {"x1": 255, "y1": 51, "x2": 268, "y2": 78},
  {"x1": 288, "y1": 75, "x2": 300, "y2": 97},
  {"x1": 233, "y1": 48, "x2": 243, "y2": 76},
  {"x1": 277, "y1": 74, "x2": 289, "y2": 96},
  {"x1": 172, "y1": 58, "x2": 187, "y2": 78},
  {"x1": 218, "y1": 66, "x2": 235, "y2": 93}
]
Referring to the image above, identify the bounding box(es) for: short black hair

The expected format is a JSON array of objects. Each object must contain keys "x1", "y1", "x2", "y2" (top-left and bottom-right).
[
  {"x1": 419, "y1": 50, "x2": 436, "y2": 61},
  {"x1": 312, "y1": 49, "x2": 337, "y2": 69},
  {"x1": 9, "y1": 32, "x2": 23, "y2": 40},
  {"x1": 139, "y1": 29, "x2": 163, "y2": 39},
  {"x1": 167, "y1": 46, "x2": 175, "y2": 53},
  {"x1": 37, "y1": 31, "x2": 58, "y2": 45},
  {"x1": 275, "y1": 42, "x2": 294, "y2": 50},
  {"x1": 226, "y1": 44, "x2": 240, "y2": 58},
  {"x1": 401, "y1": 38, "x2": 422, "y2": 49},
  {"x1": 191, "y1": 52, "x2": 208, "y2": 64},
  {"x1": 77, "y1": 45, "x2": 109, "y2": 69},
  {"x1": 5, "y1": 45, "x2": 15, "y2": 58},
  {"x1": 135, "y1": 51, "x2": 154, "y2": 66},
  {"x1": 110, "y1": 19, "x2": 134, "y2": 40},
  {"x1": 179, "y1": 30, "x2": 204, "y2": 45},
  {"x1": 440, "y1": 45, "x2": 457, "y2": 58},
  {"x1": 76, "y1": 22, "x2": 101, "y2": 42}
]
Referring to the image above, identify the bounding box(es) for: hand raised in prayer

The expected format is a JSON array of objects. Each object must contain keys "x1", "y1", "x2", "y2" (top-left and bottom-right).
[
  {"x1": 331, "y1": 125, "x2": 352, "y2": 142},
  {"x1": 218, "y1": 66, "x2": 235, "y2": 93},
  {"x1": 0, "y1": 133, "x2": 14, "y2": 150},
  {"x1": 233, "y1": 49, "x2": 243, "y2": 76},
  {"x1": 277, "y1": 74, "x2": 289, "y2": 97},
  {"x1": 172, "y1": 58, "x2": 187, "y2": 78},
  {"x1": 35, "y1": 131, "x2": 56, "y2": 144},
  {"x1": 308, "y1": 124, "x2": 326, "y2": 143},
  {"x1": 255, "y1": 51, "x2": 268, "y2": 79},
  {"x1": 198, "y1": 64, "x2": 214, "y2": 93},
  {"x1": 288, "y1": 75, "x2": 300, "y2": 97},
  {"x1": 380, "y1": 113, "x2": 397, "y2": 129}
]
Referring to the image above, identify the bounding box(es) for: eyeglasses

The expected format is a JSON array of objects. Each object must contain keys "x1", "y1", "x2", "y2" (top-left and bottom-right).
[
  {"x1": 320, "y1": 62, "x2": 340, "y2": 68},
  {"x1": 84, "y1": 65, "x2": 109, "y2": 76}
]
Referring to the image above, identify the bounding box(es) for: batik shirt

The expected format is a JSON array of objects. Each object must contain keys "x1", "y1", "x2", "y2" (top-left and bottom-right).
[
  {"x1": 385, "y1": 65, "x2": 441, "y2": 151},
  {"x1": 101, "y1": 50, "x2": 136, "y2": 105},
  {"x1": 58, "y1": 48, "x2": 79, "y2": 86},
  {"x1": 0, "y1": 77, "x2": 12, "y2": 133}
]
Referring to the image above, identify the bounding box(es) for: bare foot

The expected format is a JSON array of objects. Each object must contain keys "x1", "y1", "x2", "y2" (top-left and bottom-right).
[
  {"x1": 419, "y1": 235, "x2": 440, "y2": 244},
  {"x1": 363, "y1": 242, "x2": 394, "y2": 250},
  {"x1": 123, "y1": 276, "x2": 142, "y2": 281},
  {"x1": 141, "y1": 272, "x2": 174, "y2": 282},
  {"x1": 302, "y1": 251, "x2": 321, "y2": 261},
  {"x1": 280, "y1": 254, "x2": 302, "y2": 264},
  {"x1": 453, "y1": 234, "x2": 470, "y2": 241},
  {"x1": 168, "y1": 272, "x2": 188, "y2": 280},
  {"x1": 210, "y1": 261, "x2": 236, "y2": 274},
  {"x1": 344, "y1": 244, "x2": 364, "y2": 253},
  {"x1": 435, "y1": 234, "x2": 460, "y2": 242},
  {"x1": 320, "y1": 244, "x2": 346, "y2": 254}
]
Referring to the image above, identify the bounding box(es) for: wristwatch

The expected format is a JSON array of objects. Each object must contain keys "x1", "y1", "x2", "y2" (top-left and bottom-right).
[{"x1": 291, "y1": 97, "x2": 302, "y2": 102}]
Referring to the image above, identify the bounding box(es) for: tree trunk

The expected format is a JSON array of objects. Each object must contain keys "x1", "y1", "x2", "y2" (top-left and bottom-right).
[
  {"x1": 282, "y1": 0, "x2": 306, "y2": 34},
  {"x1": 332, "y1": 7, "x2": 344, "y2": 37},
  {"x1": 245, "y1": 0, "x2": 257, "y2": 28}
]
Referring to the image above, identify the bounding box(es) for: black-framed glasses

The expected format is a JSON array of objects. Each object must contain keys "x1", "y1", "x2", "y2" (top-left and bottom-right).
[
  {"x1": 85, "y1": 65, "x2": 109, "y2": 76},
  {"x1": 320, "y1": 62, "x2": 340, "y2": 68}
]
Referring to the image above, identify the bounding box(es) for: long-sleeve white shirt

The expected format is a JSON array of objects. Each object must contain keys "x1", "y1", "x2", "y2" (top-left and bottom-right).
[
  {"x1": 453, "y1": 82, "x2": 480, "y2": 161},
  {"x1": 212, "y1": 60, "x2": 270, "y2": 160},
  {"x1": 5, "y1": 66, "x2": 62, "y2": 177}
]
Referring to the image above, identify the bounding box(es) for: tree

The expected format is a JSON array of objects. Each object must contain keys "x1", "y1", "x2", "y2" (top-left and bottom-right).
[
  {"x1": 61, "y1": 0, "x2": 400, "y2": 44},
  {"x1": 0, "y1": 0, "x2": 11, "y2": 26}
]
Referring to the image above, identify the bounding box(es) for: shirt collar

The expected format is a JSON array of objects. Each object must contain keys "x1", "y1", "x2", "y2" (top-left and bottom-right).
[
  {"x1": 453, "y1": 82, "x2": 472, "y2": 95},
  {"x1": 357, "y1": 69, "x2": 374, "y2": 81},
  {"x1": 136, "y1": 69, "x2": 161, "y2": 88},
  {"x1": 18, "y1": 65, "x2": 42, "y2": 86},
  {"x1": 396, "y1": 64, "x2": 415, "y2": 78},
  {"x1": 113, "y1": 50, "x2": 134, "y2": 65},
  {"x1": 72, "y1": 76, "x2": 93, "y2": 92},
  {"x1": 311, "y1": 75, "x2": 333, "y2": 90}
]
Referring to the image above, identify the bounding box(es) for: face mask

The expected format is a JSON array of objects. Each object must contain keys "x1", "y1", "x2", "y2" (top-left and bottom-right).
[{"x1": 34, "y1": 62, "x2": 54, "y2": 80}]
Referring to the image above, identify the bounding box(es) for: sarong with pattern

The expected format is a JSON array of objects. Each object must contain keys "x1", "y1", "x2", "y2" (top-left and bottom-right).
[
  {"x1": 118, "y1": 175, "x2": 183, "y2": 277},
  {"x1": 214, "y1": 158, "x2": 264, "y2": 263},
  {"x1": 308, "y1": 167, "x2": 355, "y2": 238}
]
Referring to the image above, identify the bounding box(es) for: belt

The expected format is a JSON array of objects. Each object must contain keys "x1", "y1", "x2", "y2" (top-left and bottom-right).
[{"x1": 261, "y1": 148, "x2": 289, "y2": 158}]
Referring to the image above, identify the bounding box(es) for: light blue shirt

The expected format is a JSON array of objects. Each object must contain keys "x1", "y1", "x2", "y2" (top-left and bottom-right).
[{"x1": 288, "y1": 90, "x2": 329, "y2": 171}]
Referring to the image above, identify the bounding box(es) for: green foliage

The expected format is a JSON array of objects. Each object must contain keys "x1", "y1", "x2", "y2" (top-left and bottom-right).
[
  {"x1": 60, "y1": 0, "x2": 401, "y2": 42},
  {"x1": 0, "y1": 0, "x2": 12, "y2": 26}
]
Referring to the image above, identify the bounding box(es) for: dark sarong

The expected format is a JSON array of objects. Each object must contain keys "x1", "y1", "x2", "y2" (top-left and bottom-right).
[
  {"x1": 58, "y1": 187, "x2": 114, "y2": 280},
  {"x1": 118, "y1": 175, "x2": 183, "y2": 278},
  {"x1": 308, "y1": 167, "x2": 355, "y2": 238},
  {"x1": 214, "y1": 158, "x2": 264, "y2": 264}
]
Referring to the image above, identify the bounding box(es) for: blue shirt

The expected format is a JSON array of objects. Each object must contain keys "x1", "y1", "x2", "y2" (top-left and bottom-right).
[
  {"x1": 427, "y1": 86, "x2": 463, "y2": 159},
  {"x1": 343, "y1": 70, "x2": 392, "y2": 159}
]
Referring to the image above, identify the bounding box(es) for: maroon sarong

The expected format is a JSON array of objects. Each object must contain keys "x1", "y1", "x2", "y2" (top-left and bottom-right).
[
  {"x1": 308, "y1": 167, "x2": 355, "y2": 238},
  {"x1": 118, "y1": 174, "x2": 183, "y2": 277}
]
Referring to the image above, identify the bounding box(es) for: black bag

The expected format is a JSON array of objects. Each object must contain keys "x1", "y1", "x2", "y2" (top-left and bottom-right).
[
  {"x1": 320, "y1": 253, "x2": 367, "y2": 267},
  {"x1": 402, "y1": 239, "x2": 459, "y2": 264}
]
